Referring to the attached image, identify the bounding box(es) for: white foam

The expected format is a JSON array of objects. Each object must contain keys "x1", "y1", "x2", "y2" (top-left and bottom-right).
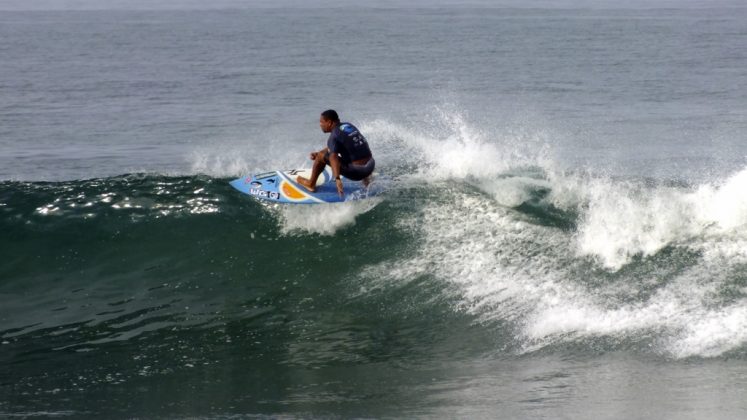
[
  {"x1": 695, "y1": 168, "x2": 747, "y2": 231},
  {"x1": 522, "y1": 265, "x2": 747, "y2": 359},
  {"x1": 669, "y1": 303, "x2": 747, "y2": 358},
  {"x1": 278, "y1": 198, "x2": 380, "y2": 236},
  {"x1": 474, "y1": 175, "x2": 552, "y2": 207},
  {"x1": 360, "y1": 187, "x2": 579, "y2": 324},
  {"x1": 567, "y1": 167, "x2": 747, "y2": 270},
  {"x1": 357, "y1": 165, "x2": 747, "y2": 358},
  {"x1": 360, "y1": 108, "x2": 551, "y2": 183}
]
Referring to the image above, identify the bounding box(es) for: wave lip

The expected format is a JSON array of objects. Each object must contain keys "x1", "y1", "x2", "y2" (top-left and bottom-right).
[{"x1": 574, "y1": 168, "x2": 747, "y2": 270}]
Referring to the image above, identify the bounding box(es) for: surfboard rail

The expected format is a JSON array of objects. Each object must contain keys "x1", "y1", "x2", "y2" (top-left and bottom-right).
[{"x1": 230, "y1": 167, "x2": 377, "y2": 204}]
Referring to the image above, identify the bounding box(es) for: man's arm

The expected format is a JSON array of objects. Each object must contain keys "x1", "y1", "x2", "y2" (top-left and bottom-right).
[
  {"x1": 310, "y1": 147, "x2": 328, "y2": 160},
  {"x1": 329, "y1": 153, "x2": 344, "y2": 197}
]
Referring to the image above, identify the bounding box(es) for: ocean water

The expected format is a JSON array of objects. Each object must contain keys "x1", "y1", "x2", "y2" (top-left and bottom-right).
[{"x1": 2, "y1": 2, "x2": 747, "y2": 418}]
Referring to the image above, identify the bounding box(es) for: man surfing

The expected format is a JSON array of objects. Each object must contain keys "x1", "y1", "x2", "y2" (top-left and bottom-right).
[{"x1": 296, "y1": 110, "x2": 375, "y2": 197}]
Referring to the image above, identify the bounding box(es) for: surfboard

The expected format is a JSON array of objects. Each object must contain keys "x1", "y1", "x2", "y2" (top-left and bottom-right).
[{"x1": 229, "y1": 167, "x2": 377, "y2": 204}]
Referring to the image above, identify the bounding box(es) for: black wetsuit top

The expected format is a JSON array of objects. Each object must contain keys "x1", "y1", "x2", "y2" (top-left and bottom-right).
[{"x1": 326, "y1": 122, "x2": 372, "y2": 164}]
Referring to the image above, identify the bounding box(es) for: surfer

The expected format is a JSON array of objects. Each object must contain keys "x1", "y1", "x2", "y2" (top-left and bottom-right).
[{"x1": 296, "y1": 110, "x2": 375, "y2": 197}]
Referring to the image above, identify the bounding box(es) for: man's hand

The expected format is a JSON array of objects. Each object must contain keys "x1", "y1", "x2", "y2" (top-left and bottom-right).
[
  {"x1": 309, "y1": 152, "x2": 317, "y2": 160},
  {"x1": 335, "y1": 178, "x2": 344, "y2": 197}
]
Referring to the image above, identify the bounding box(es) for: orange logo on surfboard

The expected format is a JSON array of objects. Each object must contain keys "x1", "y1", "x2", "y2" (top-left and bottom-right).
[{"x1": 281, "y1": 181, "x2": 306, "y2": 200}]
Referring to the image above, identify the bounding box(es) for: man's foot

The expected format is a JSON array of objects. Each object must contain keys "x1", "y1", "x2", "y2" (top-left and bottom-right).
[
  {"x1": 296, "y1": 176, "x2": 316, "y2": 192},
  {"x1": 362, "y1": 175, "x2": 373, "y2": 188}
]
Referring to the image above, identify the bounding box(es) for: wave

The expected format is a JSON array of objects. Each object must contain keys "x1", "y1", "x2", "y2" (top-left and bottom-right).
[{"x1": 2, "y1": 112, "x2": 747, "y2": 360}]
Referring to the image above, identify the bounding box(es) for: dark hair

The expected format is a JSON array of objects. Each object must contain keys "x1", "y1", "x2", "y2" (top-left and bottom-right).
[{"x1": 321, "y1": 109, "x2": 340, "y2": 123}]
